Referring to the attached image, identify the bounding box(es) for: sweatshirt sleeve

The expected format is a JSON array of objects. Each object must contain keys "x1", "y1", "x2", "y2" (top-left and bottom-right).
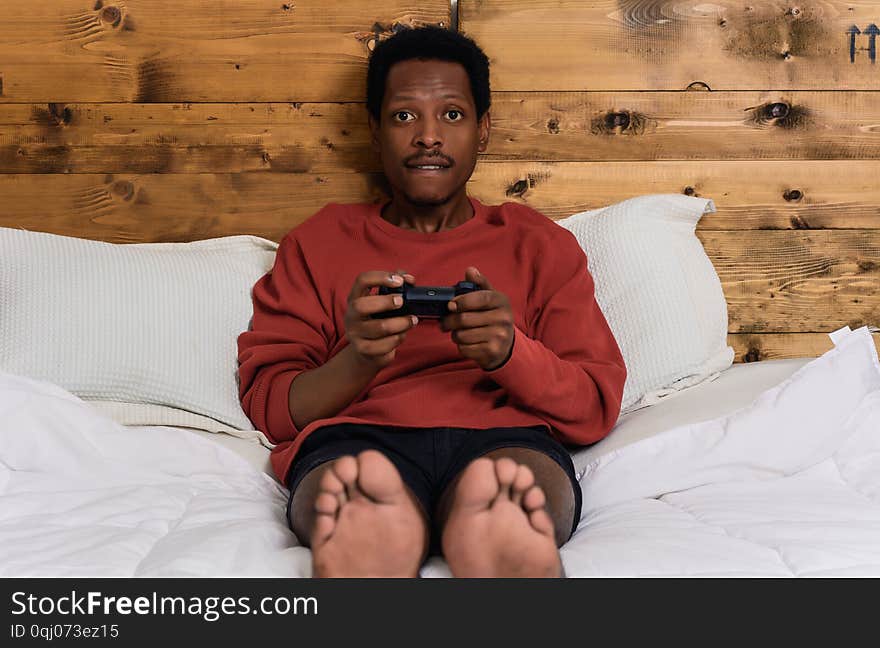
[
  {"x1": 237, "y1": 231, "x2": 333, "y2": 444},
  {"x1": 485, "y1": 229, "x2": 627, "y2": 446}
]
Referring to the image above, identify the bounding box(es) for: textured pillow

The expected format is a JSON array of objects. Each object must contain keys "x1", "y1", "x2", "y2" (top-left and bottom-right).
[
  {"x1": 0, "y1": 228, "x2": 278, "y2": 443},
  {"x1": 555, "y1": 194, "x2": 734, "y2": 414}
]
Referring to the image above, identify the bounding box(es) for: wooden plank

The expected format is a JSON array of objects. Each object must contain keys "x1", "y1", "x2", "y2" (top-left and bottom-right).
[
  {"x1": 728, "y1": 332, "x2": 880, "y2": 362},
  {"x1": 0, "y1": 1, "x2": 448, "y2": 102},
  {"x1": 486, "y1": 91, "x2": 880, "y2": 161},
  {"x1": 4, "y1": 91, "x2": 880, "y2": 173},
  {"x1": 0, "y1": 172, "x2": 385, "y2": 243},
  {"x1": 461, "y1": 0, "x2": 880, "y2": 90},
  {"x1": 1, "y1": 173, "x2": 878, "y2": 336},
  {"x1": 701, "y1": 230, "x2": 880, "y2": 334},
  {"x1": 3, "y1": 160, "x2": 879, "y2": 231},
  {"x1": 0, "y1": 102, "x2": 375, "y2": 173},
  {"x1": 466, "y1": 161, "x2": 880, "y2": 229}
]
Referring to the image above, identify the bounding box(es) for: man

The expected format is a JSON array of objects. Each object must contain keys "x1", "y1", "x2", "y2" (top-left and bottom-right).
[{"x1": 237, "y1": 26, "x2": 626, "y2": 577}]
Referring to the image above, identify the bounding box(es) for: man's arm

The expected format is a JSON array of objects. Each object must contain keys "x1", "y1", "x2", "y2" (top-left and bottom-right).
[
  {"x1": 485, "y1": 231, "x2": 627, "y2": 446},
  {"x1": 238, "y1": 231, "x2": 358, "y2": 444},
  {"x1": 287, "y1": 345, "x2": 379, "y2": 431}
]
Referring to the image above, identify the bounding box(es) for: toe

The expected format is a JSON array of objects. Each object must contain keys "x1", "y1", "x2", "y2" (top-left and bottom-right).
[
  {"x1": 314, "y1": 491, "x2": 340, "y2": 517},
  {"x1": 511, "y1": 464, "x2": 535, "y2": 507},
  {"x1": 355, "y1": 450, "x2": 405, "y2": 503},
  {"x1": 454, "y1": 458, "x2": 500, "y2": 509},
  {"x1": 493, "y1": 457, "x2": 518, "y2": 501},
  {"x1": 522, "y1": 484, "x2": 546, "y2": 512},
  {"x1": 330, "y1": 455, "x2": 360, "y2": 500}
]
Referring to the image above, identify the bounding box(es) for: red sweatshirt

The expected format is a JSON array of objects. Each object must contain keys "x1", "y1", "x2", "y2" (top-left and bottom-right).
[{"x1": 237, "y1": 196, "x2": 627, "y2": 485}]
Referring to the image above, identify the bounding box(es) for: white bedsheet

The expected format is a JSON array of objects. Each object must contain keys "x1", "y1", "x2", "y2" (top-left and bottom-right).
[{"x1": 1, "y1": 327, "x2": 877, "y2": 577}]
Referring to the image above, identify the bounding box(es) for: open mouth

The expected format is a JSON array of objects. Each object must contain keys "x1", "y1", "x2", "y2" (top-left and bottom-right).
[{"x1": 406, "y1": 164, "x2": 450, "y2": 173}]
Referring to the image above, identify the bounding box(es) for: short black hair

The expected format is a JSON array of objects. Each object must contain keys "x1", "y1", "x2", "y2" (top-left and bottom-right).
[{"x1": 366, "y1": 25, "x2": 491, "y2": 122}]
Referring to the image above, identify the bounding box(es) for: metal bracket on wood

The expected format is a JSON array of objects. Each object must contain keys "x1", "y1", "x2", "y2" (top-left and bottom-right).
[{"x1": 450, "y1": 0, "x2": 459, "y2": 32}]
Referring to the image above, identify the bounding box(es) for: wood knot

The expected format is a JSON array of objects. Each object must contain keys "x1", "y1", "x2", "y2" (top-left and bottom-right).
[
  {"x1": 683, "y1": 186, "x2": 696, "y2": 196},
  {"x1": 100, "y1": 6, "x2": 122, "y2": 27},
  {"x1": 546, "y1": 117, "x2": 560, "y2": 134},
  {"x1": 605, "y1": 112, "x2": 630, "y2": 130},
  {"x1": 766, "y1": 102, "x2": 790, "y2": 119},
  {"x1": 743, "y1": 346, "x2": 762, "y2": 363},
  {"x1": 857, "y1": 260, "x2": 877, "y2": 273},
  {"x1": 719, "y1": 19, "x2": 727, "y2": 27},
  {"x1": 111, "y1": 180, "x2": 134, "y2": 200},
  {"x1": 783, "y1": 188, "x2": 802, "y2": 201},
  {"x1": 281, "y1": 3, "x2": 293, "y2": 10},
  {"x1": 48, "y1": 103, "x2": 72, "y2": 126},
  {"x1": 506, "y1": 179, "x2": 529, "y2": 197},
  {"x1": 781, "y1": 51, "x2": 792, "y2": 60}
]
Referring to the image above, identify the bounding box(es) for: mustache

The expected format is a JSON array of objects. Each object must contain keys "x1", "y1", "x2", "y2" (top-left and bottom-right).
[{"x1": 404, "y1": 152, "x2": 454, "y2": 167}]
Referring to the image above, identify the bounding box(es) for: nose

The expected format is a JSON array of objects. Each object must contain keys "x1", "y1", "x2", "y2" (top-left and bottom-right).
[{"x1": 413, "y1": 115, "x2": 442, "y2": 149}]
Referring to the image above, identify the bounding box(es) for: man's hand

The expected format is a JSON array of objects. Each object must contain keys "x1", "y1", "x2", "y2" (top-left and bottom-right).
[{"x1": 440, "y1": 266, "x2": 515, "y2": 371}]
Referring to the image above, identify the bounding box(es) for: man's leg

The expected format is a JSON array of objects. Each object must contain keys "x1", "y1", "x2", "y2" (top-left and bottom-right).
[
  {"x1": 289, "y1": 449, "x2": 431, "y2": 577},
  {"x1": 436, "y1": 447, "x2": 577, "y2": 577}
]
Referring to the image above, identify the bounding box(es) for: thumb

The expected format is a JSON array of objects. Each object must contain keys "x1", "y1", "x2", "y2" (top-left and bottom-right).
[{"x1": 467, "y1": 266, "x2": 491, "y2": 289}]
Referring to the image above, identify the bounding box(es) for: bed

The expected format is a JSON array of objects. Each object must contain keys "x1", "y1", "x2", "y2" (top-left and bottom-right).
[{"x1": 3, "y1": 325, "x2": 878, "y2": 577}]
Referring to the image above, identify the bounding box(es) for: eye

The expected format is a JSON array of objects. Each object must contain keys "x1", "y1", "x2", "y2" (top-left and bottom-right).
[
  {"x1": 392, "y1": 111, "x2": 414, "y2": 122},
  {"x1": 445, "y1": 110, "x2": 463, "y2": 121}
]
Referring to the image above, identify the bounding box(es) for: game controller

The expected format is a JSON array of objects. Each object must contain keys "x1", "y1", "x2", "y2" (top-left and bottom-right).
[{"x1": 371, "y1": 281, "x2": 480, "y2": 319}]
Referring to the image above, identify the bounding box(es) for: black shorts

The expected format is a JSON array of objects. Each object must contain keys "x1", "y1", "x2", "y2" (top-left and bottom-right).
[{"x1": 285, "y1": 423, "x2": 582, "y2": 556}]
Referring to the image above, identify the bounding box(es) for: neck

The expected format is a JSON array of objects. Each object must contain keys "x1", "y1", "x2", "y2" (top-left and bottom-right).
[{"x1": 381, "y1": 190, "x2": 473, "y2": 233}]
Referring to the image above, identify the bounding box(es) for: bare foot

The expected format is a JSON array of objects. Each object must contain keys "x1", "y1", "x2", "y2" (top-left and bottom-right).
[
  {"x1": 441, "y1": 457, "x2": 562, "y2": 578},
  {"x1": 311, "y1": 449, "x2": 428, "y2": 577}
]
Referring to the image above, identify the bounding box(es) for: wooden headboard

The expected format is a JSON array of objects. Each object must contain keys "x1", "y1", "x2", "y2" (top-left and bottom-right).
[{"x1": 2, "y1": 1, "x2": 878, "y2": 362}]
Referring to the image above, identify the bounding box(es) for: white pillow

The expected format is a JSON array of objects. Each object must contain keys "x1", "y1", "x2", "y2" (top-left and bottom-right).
[
  {"x1": 0, "y1": 227, "x2": 278, "y2": 443},
  {"x1": 555, "y1": 194, "x2": 734, "y2": 414}
]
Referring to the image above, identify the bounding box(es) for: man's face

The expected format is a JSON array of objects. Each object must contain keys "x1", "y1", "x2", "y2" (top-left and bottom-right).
[{"x1": 369, "y1": 58, "x2": 490, "y2": 208}]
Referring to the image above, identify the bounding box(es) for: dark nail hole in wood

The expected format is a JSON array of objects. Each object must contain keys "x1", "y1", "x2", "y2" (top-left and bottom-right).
[
  {"x1": 683, "y1": 186, "x2": 696, "y2": 196},
  {"x1": 783, "y1": 188, "x2": 802, "y2": 201},
  {"x1": 282, "y1": 3, "x2": 292, "y2": 10}
]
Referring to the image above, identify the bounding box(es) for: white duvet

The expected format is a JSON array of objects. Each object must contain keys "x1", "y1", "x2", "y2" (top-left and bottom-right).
[{"x1": 1, "y1": 326, "x2": 878, "y2": 577}]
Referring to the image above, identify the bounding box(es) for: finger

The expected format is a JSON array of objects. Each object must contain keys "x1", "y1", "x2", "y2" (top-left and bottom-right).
[
  {"x1": 441, "y1": 310, "x2": 500, "y2": 332},
  {"x1": 349, "y1": 270, "x2": 404, "y2": 302},
  {"x1": 352, "y1": 292, "x2": 406, "y2": 318},
  {"x1": 466, "y1": 266, "x2": 492, "y2": 290},
  {"x1": 394, "y1": 269, "x2": 416, "y2": 284},
  {"x1": 360, "y1": 314, "x2": 417, "y2": 340},
  {"x1": 448, "y1": 289, "x2": 497, "y2": 313},
  {"x1": 448, "y1": 325, "x2": 495, "y2": 345}
]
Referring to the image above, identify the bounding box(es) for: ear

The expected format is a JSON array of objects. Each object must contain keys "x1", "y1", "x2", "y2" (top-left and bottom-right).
[
  {"x1": 368, "y1": 113, "x2": 381, "y2": 154},
  {"x1": 477, "y1": 110, "x2": 491, "y2": 152}
]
